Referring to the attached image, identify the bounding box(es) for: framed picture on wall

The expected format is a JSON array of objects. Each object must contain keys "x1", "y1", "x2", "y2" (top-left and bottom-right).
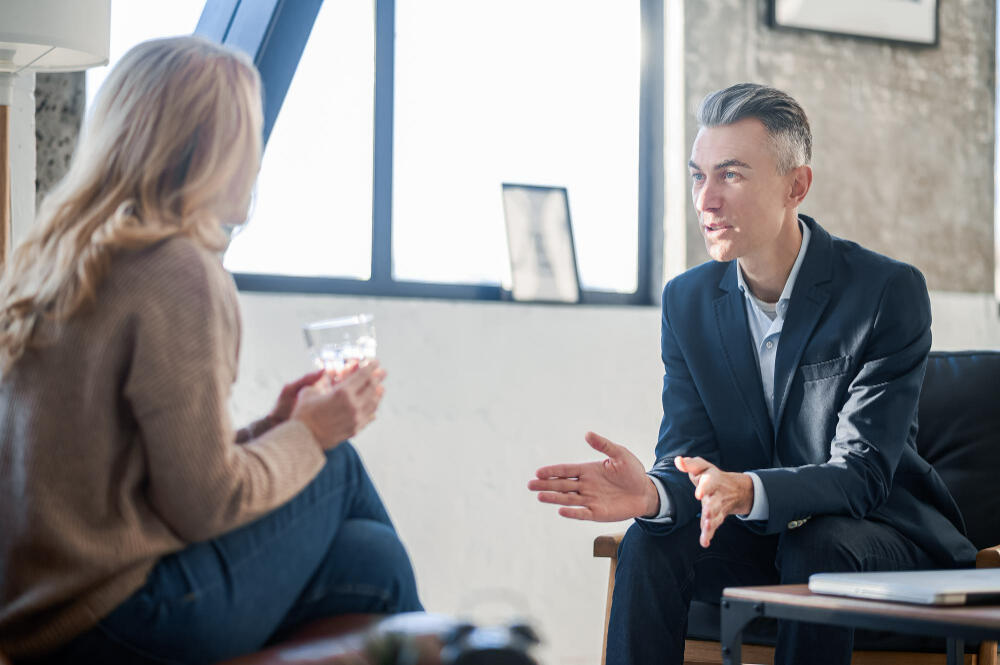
[
  {"x1": 768, "y1": 0, "x2": 939, "y2": 47},
  {"x1": 501, "y1": 183, "x2": 581, "y2": 303}
]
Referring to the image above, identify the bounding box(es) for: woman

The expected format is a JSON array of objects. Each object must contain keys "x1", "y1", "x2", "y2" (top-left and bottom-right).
[{"x1": 0, "y1": 36, "x2": 421, "y2": 664}]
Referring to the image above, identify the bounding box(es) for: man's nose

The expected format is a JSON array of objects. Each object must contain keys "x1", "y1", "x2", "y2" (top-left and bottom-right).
[{"x1": 695, "y1": 180, "x2": 721, "y2": 213}]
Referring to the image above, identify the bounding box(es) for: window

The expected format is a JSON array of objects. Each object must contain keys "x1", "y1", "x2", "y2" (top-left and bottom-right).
[
  {"x1": 223, "y1": 1, "x2": 375, "y2": 279},
  {"x1": 392, "y1": 0, "x2": 640, "y2": 293},
  {"x1": 199, "y1": 0, "x2": 663, "y2": 303},
  {"x1": 86, "y1": 0, "x2": 206, "y2": 110}
]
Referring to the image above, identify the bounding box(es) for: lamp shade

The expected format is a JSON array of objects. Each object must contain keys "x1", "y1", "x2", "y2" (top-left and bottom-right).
[{"x1": 0, "y1": 0, "x2": 110, "y2": 73}]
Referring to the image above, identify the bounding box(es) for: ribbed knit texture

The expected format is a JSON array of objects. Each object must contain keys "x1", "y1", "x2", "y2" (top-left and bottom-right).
[{"x1": 0, "y1": 237, "x2": 327, "y2": 657}]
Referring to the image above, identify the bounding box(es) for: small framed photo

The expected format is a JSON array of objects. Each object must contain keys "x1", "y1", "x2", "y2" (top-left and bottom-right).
[
  {"x1": 768, "y1": 0, "x2": 938, "y2": 47},
  {"x1": 501, "y1": 183, "x2": 581, "y2": 304}
]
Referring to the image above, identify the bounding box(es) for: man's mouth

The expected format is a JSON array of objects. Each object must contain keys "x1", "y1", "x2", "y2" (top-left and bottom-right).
[{"x1": 704, "y1": 222, "x2": 731, "y2": 232}]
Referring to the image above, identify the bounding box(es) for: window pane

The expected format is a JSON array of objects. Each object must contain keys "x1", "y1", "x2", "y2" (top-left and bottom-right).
[
  {"x1": 223, "y1": 1, "x2": 375, "y2": 279},
  {"x1": 392, "y1": 0, "x2": 640, "y2": 292},
  {"x1": 86, "y1": 0, "x2": 206, "y2": 110}
]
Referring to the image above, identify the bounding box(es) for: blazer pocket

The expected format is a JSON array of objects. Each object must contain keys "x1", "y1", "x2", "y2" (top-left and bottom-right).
[{"x1": 800, "y1": 355, "x2": 851, "y2": 382}]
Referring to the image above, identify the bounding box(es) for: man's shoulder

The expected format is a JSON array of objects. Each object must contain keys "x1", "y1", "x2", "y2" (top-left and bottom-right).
[
  {"x1": 824, "y1": 229, "x2": 926, "y2": 292},
  {"x1": 662, "y1": 259, "x2": 730, "y2": 302}
]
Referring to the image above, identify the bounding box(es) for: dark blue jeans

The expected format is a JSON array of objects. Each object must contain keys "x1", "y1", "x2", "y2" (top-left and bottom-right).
[
  {"x1": 46, "y1": 443, "x2": 422, "y2": 665},
  {"x1": 607, "y1": 515, "x2": 936, "y2": 665}
]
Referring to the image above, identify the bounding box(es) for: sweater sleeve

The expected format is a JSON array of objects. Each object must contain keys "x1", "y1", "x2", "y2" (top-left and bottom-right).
[{"x1": 122, "y1": 240, "x2": 326, "y2": 543}]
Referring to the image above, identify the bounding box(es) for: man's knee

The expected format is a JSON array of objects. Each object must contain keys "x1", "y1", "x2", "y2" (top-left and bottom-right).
[
  {"x1": 777, "y1": 516, "x2": 872, "y2": 582},
  {"x1": 617, "y1": 521, "x2": 699, "y2": 585}
]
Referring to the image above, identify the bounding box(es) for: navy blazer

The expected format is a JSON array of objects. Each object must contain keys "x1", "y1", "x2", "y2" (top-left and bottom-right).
[{"x1": 643, "y1": 215, "x2": 976, "y2": 568}]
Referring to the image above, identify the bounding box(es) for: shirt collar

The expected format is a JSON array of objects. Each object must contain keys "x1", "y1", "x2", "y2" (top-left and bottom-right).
[{"x1": 736, "y1": 217, "x2": 812, "y2": 307}]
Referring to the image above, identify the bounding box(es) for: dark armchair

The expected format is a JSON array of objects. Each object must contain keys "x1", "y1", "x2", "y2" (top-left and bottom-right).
[{"x1": 594, "y1": 350, "x2": 1000, "y2": 665}]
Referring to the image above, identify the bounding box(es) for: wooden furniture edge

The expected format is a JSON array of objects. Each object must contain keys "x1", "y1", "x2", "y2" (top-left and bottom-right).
[
  {"x1": 595, "y1": 533, "x2": 624, "y2": 665},
  {"x1": 594, "y1": 532, "x2": 624, "y2": 559},
  {"x1": 684, "y1": 638, "x2": 982, "y2": 664},
  {"x1": 977, "y1": 546, "x2": 1000, "y2": 569},
  {"x1": 975, "y1": 546, "x2": 1000, "y2": 665}
]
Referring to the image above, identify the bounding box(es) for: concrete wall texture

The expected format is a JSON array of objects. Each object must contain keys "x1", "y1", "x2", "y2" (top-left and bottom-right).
[
  {"x1": 683, "y1": 0, "x2": 996, "y2": 293},
  {"x1": 34, "y1": 72, "x2": 85, "y2": 208}
]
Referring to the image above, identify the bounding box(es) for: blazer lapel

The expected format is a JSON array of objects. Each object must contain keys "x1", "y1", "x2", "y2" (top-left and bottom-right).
[
  {"x1": 773, "y1": 217, "x2": 834, "y2": 433},
  {"x1": 714, "y1": 261, "x2": 774, "y2": 462}
]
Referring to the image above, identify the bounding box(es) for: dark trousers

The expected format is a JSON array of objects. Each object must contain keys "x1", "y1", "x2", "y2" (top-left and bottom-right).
[
  {"x1": 42, "y1": 443, "x2": 422, "y2": 665},
  {"x1": 607, "y1": 515, "x2": 936, "y2": 665}
]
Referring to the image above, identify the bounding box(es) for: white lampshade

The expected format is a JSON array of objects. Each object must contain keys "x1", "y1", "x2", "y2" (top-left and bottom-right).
[{"x1": 0, "y1": 0, "x2": 110, "y2": 74}]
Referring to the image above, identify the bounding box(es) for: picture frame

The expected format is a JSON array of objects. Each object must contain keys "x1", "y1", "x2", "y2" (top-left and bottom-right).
[
  {"x1": 768, "y1": 0, "x2": 939, "y2": 47},
  {"x1": 501, "y1": 183, "x2": 581, "y2": 304}
]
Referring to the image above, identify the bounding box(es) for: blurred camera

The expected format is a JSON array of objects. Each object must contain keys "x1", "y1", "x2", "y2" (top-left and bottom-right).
[{"x1": 440, "y1": 622, "x2": 540, "y2": 665}]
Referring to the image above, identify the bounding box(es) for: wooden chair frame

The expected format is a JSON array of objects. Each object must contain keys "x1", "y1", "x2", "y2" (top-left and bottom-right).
[{"x1": 594, "y1": 533, "x2": 1000, "y2": 665}]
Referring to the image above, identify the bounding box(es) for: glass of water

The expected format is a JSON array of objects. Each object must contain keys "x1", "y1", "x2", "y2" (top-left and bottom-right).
[{"x1": 303, "y1": 314, "x2": 377, "y2": 374}]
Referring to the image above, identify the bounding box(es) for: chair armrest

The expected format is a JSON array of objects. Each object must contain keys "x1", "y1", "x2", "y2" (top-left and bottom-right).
[
  {"x1": 976, "y1": 544, "x2": 1000, "y2": 569},
  {"x1": 594, "y1": 533, "x2": 624, "y2": 559}
]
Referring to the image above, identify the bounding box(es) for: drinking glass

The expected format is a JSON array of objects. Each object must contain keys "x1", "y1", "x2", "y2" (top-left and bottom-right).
[{"x1": 303, "y1": 313, "x2": 377, "y2": 373}]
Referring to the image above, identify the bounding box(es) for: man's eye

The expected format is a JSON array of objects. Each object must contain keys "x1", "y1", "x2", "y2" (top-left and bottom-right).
[
  {"x1": 724, "y1": 171, "x2": 740, "y2": 181},
  {"x1": 691, "y1": 173, "x2": 704, "y2": 182}
]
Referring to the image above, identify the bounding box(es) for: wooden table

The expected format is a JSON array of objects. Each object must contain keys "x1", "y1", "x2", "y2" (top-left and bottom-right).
[{"x1": 721, "y1": 584, "x2": 1000, "y2": 665}]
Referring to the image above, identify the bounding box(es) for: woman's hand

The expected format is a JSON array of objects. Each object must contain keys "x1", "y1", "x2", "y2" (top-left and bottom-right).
[
  {"x1": 290, "y1": 361, "x2": 387, "y2": 450},
  {"x1": 268, "y1": 368, "x2": 327, "y2": 424}
]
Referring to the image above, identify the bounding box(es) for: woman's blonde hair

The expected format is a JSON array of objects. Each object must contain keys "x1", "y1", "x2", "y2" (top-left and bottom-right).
[{"x1": 0, "y1": 35, "x2": 262, "y2": 371}]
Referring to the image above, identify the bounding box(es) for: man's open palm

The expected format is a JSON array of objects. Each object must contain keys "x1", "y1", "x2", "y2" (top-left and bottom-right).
[{"x1": 528, "y1": 432, "x2": 659, "y2": 522}]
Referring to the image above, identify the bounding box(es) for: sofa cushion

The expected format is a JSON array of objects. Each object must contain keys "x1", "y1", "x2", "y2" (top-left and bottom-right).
[{"x1": 917, "y1": 351, "x2": 1000, "y2": 551}]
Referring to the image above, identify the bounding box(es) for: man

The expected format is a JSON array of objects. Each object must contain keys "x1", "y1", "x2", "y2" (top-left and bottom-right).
[{"x1": 527, "y1": 83, "x2": 976, "y2": 665}]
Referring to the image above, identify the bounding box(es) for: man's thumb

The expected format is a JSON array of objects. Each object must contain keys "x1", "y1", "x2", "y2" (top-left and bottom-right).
[{"x1": 585, "y1": 431, "x2": 621, "y2": 458}]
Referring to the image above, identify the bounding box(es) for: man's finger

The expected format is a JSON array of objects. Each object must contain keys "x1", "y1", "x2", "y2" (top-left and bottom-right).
[
  {"x1": 676, "y1": 456, "x2": 714, "y2": 478},
  {"x1": 537, "y1": 491, "x2": 585, "y2": 507},
  {"x1": 700, "y1": 511, "x2": 725, "y2": 549},
  {"x1": 527, "y1": 478, "x2": 579, "y2": 493},
  {"x1": 585, "y1": 431, "x2": 622, "y2": 459},
  {"x1": 535, "y1": 464, "x2": 583, "y2": 480},
  {"x1": 558, "y1": 507, "x2": 594, "y2": 520},
  {"x1": 694, "y1": 473, "x2": 716, "y2": 500}
]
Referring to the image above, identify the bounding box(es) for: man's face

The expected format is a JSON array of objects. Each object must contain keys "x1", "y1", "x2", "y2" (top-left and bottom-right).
[{"x1": 688, "y1": 117, "x2": 795, "y2": 264}]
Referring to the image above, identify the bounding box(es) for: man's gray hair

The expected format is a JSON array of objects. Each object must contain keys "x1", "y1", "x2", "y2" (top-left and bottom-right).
[{"x1": 697, "y1": 83, "x2": 812, "y2": 173}]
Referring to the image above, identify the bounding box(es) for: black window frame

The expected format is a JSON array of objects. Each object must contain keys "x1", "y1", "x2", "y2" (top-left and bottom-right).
[{"x1": 196, "y1": 0, "x2": 664, "y2": 305}]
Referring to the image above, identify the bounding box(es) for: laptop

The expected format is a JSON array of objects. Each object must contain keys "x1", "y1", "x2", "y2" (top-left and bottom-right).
[{"x1": 808, "y1": 568, "x2": 1000, "y2": 606}]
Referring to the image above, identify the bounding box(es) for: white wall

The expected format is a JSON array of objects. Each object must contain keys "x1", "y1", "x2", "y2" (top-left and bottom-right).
[
  {"x1": 9, "y1": 72, "x2": 35, "y2": 250},
  {"x1": 232, "y1": 289, "x2": 1000, "y2": 664},
  {"x1": 232, "y1": 294, "x2": 662, "y2": 665}
]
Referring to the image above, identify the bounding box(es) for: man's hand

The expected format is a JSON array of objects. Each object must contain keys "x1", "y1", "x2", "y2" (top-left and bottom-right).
[
  {"x1": 675, "y1": 456, "x2": 754, "y2": 548},
  {"x1": 527, "y1": 432, "x2": 661, "y2": 522}
]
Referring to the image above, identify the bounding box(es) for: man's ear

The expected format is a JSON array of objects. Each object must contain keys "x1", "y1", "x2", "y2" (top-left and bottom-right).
[{"x1": 787, "y1": 165, "x2": 813, "y2": 207}]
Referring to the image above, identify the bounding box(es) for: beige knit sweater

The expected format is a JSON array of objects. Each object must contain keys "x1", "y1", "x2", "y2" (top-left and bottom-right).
[{"x1": 0, "y1": 237, "x2": 327, "y2": 657}]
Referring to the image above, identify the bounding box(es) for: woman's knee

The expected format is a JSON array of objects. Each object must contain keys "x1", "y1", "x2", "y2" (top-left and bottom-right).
[{"x1": 329, "y1": 519, "x2": 421, "y2": 612}]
